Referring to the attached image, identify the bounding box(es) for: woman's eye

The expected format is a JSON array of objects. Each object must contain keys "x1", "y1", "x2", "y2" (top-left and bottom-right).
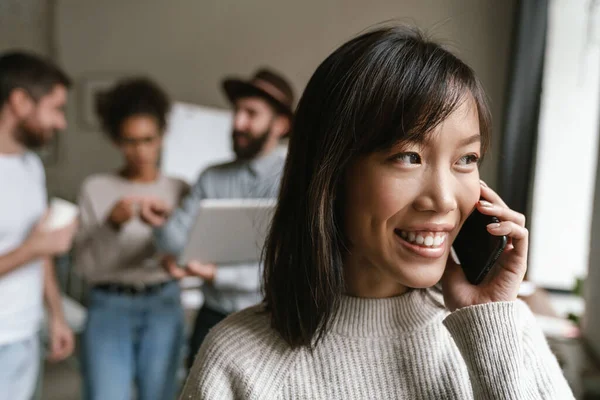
[
  {"x1": 457, "y1": 154, "x2": 480, "y2": 166},
  {"x1": 395, "y1": 152, "x2": 421, "y2": 165}
]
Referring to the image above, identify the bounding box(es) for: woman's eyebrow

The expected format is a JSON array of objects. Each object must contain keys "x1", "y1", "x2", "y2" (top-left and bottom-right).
[{"x1": 459, "y1": 133, "x2": 481, "y2": 146}]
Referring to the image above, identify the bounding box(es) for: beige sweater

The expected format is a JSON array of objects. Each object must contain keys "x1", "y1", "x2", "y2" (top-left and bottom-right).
[
  {"x1": 181, "y1": 289, "x2": 574, "y2": 399},
  {"x1": 74, "y1": 173, "x2": 187, "y2": 285}
]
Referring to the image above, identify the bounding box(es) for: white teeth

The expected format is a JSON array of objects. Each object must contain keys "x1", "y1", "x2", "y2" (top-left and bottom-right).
[{"x1": 399, "y1": 230, "x2": 447, "y2": 248}]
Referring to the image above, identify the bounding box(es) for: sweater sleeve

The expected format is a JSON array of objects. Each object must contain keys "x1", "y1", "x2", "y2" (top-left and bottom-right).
[
  {"x1": 443, "y1": 300, "x2": 574, "y2": 400},
  {"x1": 72, "y1": 185, "x2": 123, "y2": 281}
]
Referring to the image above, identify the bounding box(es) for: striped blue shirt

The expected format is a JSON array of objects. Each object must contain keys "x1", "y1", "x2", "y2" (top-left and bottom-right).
[{"x1": 154, "y1": 149, "x2": 285, "y2": 313}]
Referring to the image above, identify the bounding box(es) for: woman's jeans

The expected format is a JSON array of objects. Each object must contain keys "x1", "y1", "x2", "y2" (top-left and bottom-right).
[{"x1": 82, "y1": 281, "x2": 184, "y2": 400}]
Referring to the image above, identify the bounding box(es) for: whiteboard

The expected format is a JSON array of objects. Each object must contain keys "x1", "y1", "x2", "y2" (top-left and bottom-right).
[{"x1": 161, "y1": 102, "x2": 235, "y2": 184}]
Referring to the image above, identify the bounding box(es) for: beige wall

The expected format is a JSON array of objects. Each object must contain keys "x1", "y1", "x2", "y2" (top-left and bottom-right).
[
  {"x1": 52, "y1": 0, "x2": 516, "y2": 200},
  {"x1": 0, "y1": 0, "x2": 51, "y2": 56}
]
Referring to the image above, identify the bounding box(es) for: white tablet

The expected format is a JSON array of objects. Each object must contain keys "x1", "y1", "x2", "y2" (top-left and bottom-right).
[{"x1": 180, "y1": 198, "x2": 277, "y2": 265}]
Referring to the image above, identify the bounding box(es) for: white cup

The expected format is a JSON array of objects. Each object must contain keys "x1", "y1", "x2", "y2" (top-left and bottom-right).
[{"x1": 44, "y1": 198, "x2": 79, "y2": 231}]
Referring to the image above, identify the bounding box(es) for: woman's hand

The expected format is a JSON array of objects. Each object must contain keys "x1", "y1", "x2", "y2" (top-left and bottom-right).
[
  {"x1": 108, "y1": 197, "x2": 138, "y2": 229},
  {"x1": 140, "y1": 198, "x2": 171, "y2": 227},
  {"x1": 442, "y1": 181, "x2": 528, "y2": 312},
  {"x1": 107, "y1": 196, "x2": 171, "y2": 229}
]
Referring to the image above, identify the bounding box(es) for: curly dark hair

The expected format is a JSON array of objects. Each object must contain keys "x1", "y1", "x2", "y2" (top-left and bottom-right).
[{"x1": 95, "y1": 77, "x2": 170, "y2": 141}]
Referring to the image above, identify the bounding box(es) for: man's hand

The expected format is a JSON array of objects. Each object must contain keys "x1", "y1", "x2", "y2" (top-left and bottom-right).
[
  {"x1": 186, "y1": 260, "x2": 217, "y2": 283},
  {"x1": 140, "y1": 198, "x2": 171, "y2": 227},
  {"x1": 161, "y1": 255, "x2": 216, "y2": 282},
  {"x1": 161, "y1": 255, "x2": 188, "y2": 279},
  {"x1": 47, "y1": 319, "x2": 74, "y2": 362},
  {"x1": 25, "y1": 215, "x2": 78, "y2": 258}
]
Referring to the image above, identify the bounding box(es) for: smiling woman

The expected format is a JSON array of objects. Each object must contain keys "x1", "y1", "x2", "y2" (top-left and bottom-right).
[
  {"x1": 342, "y1": 98, "x2": 483, "y2": 299},
  {"x1": 181, "y1": 24, "x2": 574, "y2": 400}
]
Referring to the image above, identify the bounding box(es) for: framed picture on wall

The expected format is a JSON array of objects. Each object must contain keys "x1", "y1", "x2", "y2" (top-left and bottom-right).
[{"x1": 78, "y1": 76, "x2": 120, "y2": 130}]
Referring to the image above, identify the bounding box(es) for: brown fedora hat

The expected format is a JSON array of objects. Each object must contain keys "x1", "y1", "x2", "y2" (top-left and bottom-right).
[{"x1": 222, "y1": 68, "x2": 294, "y2": 119}]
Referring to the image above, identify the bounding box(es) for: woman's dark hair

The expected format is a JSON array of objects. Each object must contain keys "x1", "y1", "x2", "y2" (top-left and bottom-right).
[
  {"x1": 262, "y1": 25, "x2": 492, "y2": 348},
  {"x1": 95, "y1": 77, "x2": 170, "y2": 141}
]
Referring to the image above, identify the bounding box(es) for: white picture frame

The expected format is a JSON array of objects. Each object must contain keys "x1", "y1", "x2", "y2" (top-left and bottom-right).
[{"x1": 78, "y1": 76, "x2": 120, "y2": 130}]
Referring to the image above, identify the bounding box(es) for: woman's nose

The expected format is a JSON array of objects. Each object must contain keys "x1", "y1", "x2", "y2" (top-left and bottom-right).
[{"x1": 412, "y1": 172, "x2": 458, "y2": 214}]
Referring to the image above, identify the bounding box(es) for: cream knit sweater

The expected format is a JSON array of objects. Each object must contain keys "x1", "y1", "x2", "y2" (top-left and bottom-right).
[{"x1": 180, "y1": 290, "x2": 574, "y2": 399}]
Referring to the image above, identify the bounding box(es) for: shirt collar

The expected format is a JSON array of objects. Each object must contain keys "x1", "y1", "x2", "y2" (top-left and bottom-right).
[{"x1": 248, "y1": 148, "x2": 285, "y2": 177}]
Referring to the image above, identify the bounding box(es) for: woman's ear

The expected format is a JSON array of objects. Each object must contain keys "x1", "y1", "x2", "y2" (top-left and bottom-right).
[
  {"x1": 272, "y1": 115, "x2": 291, "y2": 139},
  {"x1": 8, "y1": 89, "x2": 35, "y2": 118}
]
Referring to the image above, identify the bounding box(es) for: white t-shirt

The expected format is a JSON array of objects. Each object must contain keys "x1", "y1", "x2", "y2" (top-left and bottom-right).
[{"x1": 0, "y1": 152, "x2": 46, "y2": 345}]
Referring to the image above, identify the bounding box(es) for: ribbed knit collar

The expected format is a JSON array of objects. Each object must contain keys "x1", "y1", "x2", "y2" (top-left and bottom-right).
[{"x1": 330, "y1": 289, "x2": 447, "y2": 337}]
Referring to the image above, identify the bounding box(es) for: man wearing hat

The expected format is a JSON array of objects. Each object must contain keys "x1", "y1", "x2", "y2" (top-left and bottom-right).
[{"x1": 147, "y1": 68, "x2": 294, "y2": 367}]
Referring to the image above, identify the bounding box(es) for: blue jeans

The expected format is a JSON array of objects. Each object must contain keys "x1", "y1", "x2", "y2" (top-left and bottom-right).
[
  {"x1": 82, "y1": 281, "x2": 184, "y2": 400},
  {"x1": 0, "y1": 335, "x2": 39, "y2": 400}
]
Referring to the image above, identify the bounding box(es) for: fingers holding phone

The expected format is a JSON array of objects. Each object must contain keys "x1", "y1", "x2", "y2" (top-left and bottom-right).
[
  {"x1": 477, "y1": 182, "x2": 528, "y2": 259},
  {"x1": 476, "y1": 183, "x2": 529, "y2": 300},
  {"x1": 442, "y1": 182, "x2": 528, "y2": 311}
]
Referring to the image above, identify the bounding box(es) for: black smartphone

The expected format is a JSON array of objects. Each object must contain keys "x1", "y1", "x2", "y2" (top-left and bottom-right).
[{"x1": 452, "y1": 207, "x2": 507, "y2": 285}]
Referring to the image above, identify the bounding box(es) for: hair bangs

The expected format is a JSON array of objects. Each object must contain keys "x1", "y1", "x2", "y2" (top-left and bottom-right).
[{"x1": 335, "y1": 32, "x2": 491, "y2": 156}]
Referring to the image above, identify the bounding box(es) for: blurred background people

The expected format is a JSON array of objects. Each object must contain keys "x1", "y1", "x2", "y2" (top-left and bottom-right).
[
  {"x1": 150, "y1": 69, "x2": 294, "y2": 368},
  {"x1": 0, "y1": 51, "x2": 77, "y2": 400},
  {"x1": 74, "y1": 78, "x2": 188, "y2": 400}
]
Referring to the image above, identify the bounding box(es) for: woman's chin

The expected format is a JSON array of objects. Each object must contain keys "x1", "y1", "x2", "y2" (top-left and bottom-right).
[{"x1": 394, "y1": 264, "x2": 446, "y2": 289}]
